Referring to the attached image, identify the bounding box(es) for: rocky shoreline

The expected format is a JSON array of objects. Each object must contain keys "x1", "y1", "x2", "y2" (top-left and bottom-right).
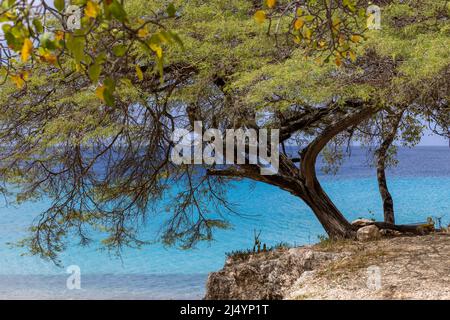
[{"x1": 205, "y1": 232, "x2": 450, "y2": 300}]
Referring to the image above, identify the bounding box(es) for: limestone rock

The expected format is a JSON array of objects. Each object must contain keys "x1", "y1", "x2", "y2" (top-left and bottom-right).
[
  {"x1": 351, "y1": 218, "x2": 374, "y2": 227},
  {"x1": 204, "y1": 248, "x2": 341, "y2": 300},
  {"x1": 206, "y1": 235, "x2": 450, "y2": 300},
  {"x1": 357, "y1": 225, "x2": 381, "y2": 241}
]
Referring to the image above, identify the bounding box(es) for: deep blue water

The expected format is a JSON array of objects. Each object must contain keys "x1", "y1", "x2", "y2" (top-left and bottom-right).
[{"x1": 0, "y1": 147, "x2": 449, "y2": 299}]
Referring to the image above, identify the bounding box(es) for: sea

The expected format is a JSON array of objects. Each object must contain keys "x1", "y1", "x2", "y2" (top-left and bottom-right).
[{"x1": 0, "y1": 147, "x2": 449, "y2": 299}]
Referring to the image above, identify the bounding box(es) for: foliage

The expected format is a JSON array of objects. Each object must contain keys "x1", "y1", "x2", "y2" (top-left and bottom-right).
[
  {"x1": 0, "y1": 0, "x2": 182, "y2": 105},
  {"x1": 0, "y1": 0, "x2": 448, "y2": 261},
  {"x1": 254, "y1": 0, "x2": 368, "y2": 66}
]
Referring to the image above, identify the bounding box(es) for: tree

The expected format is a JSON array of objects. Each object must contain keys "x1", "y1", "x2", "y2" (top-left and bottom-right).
[
  {"x1": 0, "y1": 0, "x2": 449, "y2": 262},
  {"x1": 0, "y1": 0, "x2": 182, "y2": 103},
  {"x1": 354, "y1": 108, "x2": 411, "y2": 225}
]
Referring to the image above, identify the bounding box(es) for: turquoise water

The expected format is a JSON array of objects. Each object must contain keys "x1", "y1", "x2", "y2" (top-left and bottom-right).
[{"x1": 0, "y1": 147, "x2": 449, "y2": 299}]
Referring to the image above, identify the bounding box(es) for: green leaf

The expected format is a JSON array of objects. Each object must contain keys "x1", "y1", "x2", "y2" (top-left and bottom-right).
[
  {"x1": 88, "y1": 63, "x2": 101, "y2": 83},
  {"x1": 109, "y1": 0, "x2": 127, "y2": 22},
  {"x1": 1, "y1": 24, "x2": 11, "y2": 34},
  {"x1": 40, "y1": 33, "x2": 56, "y2": 50},
  {"x1": 149, "y1": 34, "x2": 161, "y2": 46},
  {"x1": 104, "y1": 77, "x2": 116, "y2": 92},
  {"x1": 95, "y1": 52, "x2": 107, "y2": 64},
  {"x1": 54, "y1": 0, "x2": 65, "y2": 12},
  {"x1": 3, "y1": 0, "x2": 16, "y2": 9},
  {"x1": 166, "y1": 3, "x2": 176, "y2": 17},
  {"x1": 103, "y1": 87, "x2": 115, "y2": 107},
  {"x1": 112, "y1": 44, "x2": 127, "y2": 57},
  {"x1": 66, "y1": 35, "x2": 85, "y2": 63},
  {"x1": 5, "y1": 32, "x2": 17, "y2": 50},
  {"x1": 33, "y1": 19, "x2": 43, "y2": 33},
  {"x1": 358, "y1": 8, "x2": 366, "y2": 18},
  {"x1": 102, "y1": 0, "x2": 112, "y2": 19}
]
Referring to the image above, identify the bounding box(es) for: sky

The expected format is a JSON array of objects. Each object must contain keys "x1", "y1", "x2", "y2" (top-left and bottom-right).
[{"x1": 419, "y1": 129, "x2": 449, "y2": 146}]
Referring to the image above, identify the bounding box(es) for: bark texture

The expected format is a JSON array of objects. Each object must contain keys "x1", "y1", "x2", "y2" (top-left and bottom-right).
[{"x1": 376, "y1": 111, "x2": 403, "y2": 224}]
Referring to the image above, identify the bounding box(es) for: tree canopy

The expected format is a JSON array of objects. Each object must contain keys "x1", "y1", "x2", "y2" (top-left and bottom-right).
[{"x1": 0, "y1": 0, "x2": 448, "y2": 262}]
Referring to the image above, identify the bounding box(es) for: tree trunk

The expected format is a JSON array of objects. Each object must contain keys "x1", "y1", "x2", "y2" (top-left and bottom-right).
[
  {"x1": 301, "y1": 183, "x2": 356, "y2": 238},
  {"x1": 208, "y1": 105, "x2": 376, "y2": 239},
  {"x1": 376, "y1": 111, "x2": 403, "y2": 225},
  {"x1": 377, "y1": 152, "x2": 395, "y2": 224},
  {"x1": 299, "y1": 107, "x2": 376, "y2": 238},
  {"x1": 209, "y1": 162, "x2": 356, "y2": 238}
]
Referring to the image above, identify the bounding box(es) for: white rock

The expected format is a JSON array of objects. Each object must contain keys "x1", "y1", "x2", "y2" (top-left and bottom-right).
[
  {"x1": 357, "y1": 225, "x2": 381, "y2": 241},
  {"x1": 351, "y1": 218, "x2": 374, "y2": 227}
]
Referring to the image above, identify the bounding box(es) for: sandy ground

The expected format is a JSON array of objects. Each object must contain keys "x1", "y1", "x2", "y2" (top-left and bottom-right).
[{"x1": 286, "y1": 233, "x2": 450, "y2": 300}]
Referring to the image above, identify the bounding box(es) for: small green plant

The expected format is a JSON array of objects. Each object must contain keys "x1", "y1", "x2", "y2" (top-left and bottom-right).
[
  {"x1": 253, "y1": 230, "x2": 262, "y2": 253},
  {"x1": 317, "y1": 234, "x2": 330, "y2": 245},
  {"x1": 225, "y1": 248, "x2": 254, "y2": 261},
  {"x1": 225, "y1": 232, "x2": 291, "y2": 261}
]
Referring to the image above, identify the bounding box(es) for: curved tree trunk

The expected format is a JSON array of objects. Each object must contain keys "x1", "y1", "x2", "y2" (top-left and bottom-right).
[
  {"x1": 376, "y1": 111, "x2": 403, "y2": 225},
  {"x1": 302, "y1": 183, "x2": 356, "y2": 238},
  {"x1": 209, "y1": 103, "x2": 376, "y2": 239},
  {"x1": 299, "y1": 106, "x2": 376, "y2": 238},
  {"x1": 209, "y1": 155, "x2": 357, "y2": 238}
]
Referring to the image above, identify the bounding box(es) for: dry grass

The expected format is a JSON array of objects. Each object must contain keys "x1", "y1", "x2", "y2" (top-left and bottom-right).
[
  {"x1": 317, "y1": 247, "x2": 390, "y2": 279},
  {"x1": 286, "y1": 233, "x2": 450, "y2": 300}
]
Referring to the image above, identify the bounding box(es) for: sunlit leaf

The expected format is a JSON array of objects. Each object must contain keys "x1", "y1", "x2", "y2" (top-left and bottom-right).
[
  {"x1": 294, "y1": 18, "x2": 304, "y2": 30},
  {"x1": 55, "y1": 31, "x2": 65, "y2": 41},
  {"x1": 135, "y1": 65, "x2": 144, "y2": 81},
  {"x1": 137, "y1": 28, "x2": 148, "y2": 38},
  {"x1": 21, "y1": 38, "x2": 33, "y2": 62},
  {"x1": 254, "y1": 10, "x2": 266, "y2": 24},
  {"x1": 266, "y1": 0, "x2": 276, "y2": 9},
  {"x1": 304, "y1": 27, "x2": 312, "y2": 40},
  {"x1": 42, "y1": 53, "x2": 57, "y2": 64},
  {"x1": 348, "y1": 50, "x2": 357, "y2": 62},
  {"x1": 85, "y1": 1, "x2": 100, "y2": 19},
  {"x1": 351, "y1": 34, "x2": 363, "y2": 43},
  {"x1": 150, "y1": 43, "x2": 163, "y2": 59},
  {"x1": 10, "y1": 72, "x2": 28, "y2": 88},
  {"x1": 95, "y1": 85, "x2": 106, "y2": 100}
]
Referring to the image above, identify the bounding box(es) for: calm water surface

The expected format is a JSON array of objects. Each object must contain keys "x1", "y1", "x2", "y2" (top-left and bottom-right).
[{"x1": 0, "y1": 147, "x2": 449, "y2": 299}]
